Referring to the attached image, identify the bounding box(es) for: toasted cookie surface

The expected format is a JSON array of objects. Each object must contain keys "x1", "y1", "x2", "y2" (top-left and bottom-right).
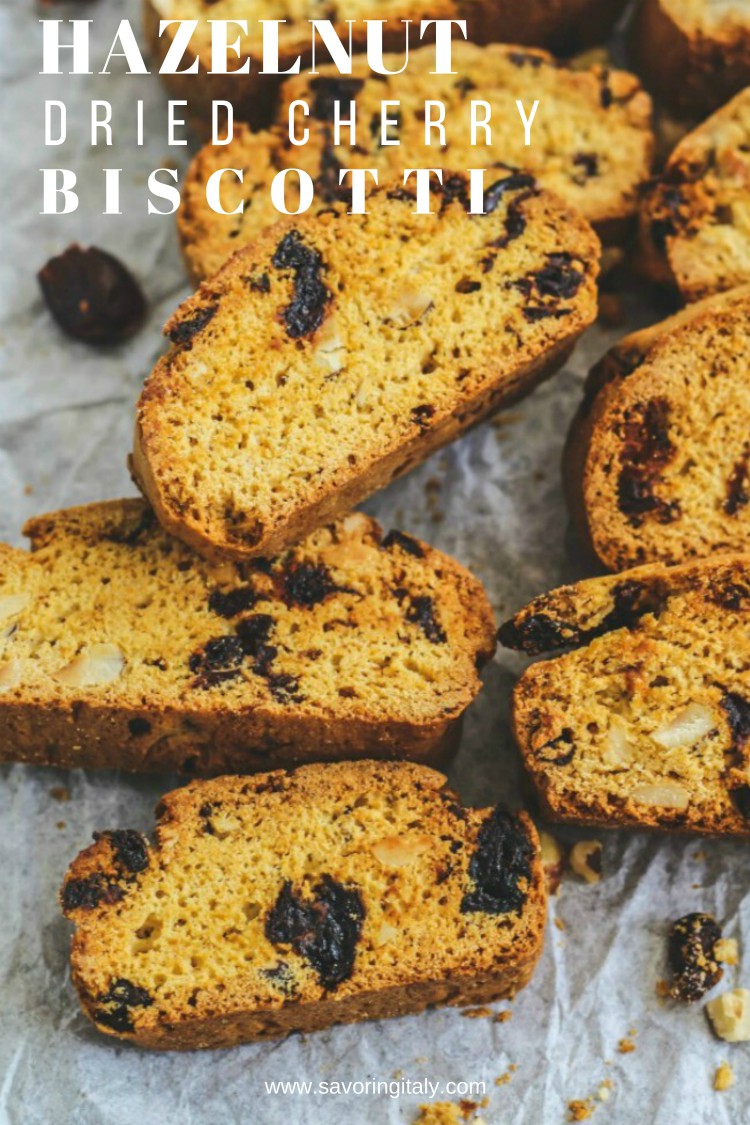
[
  {"x1": 0, "y1": 500, "x2": 495, "y2": 773},
  {"x1": 639, "y1": 89, "x2": 750, "y2": 301},
  {"x1": 180, "y1": 42, "x2": 652, "y2": 280},
  {"x1": 634, "y1": 0, "x2": 750, "y2": 117},
  {"x1": 501, "y1": 555, "x2": 750, "y2": 837},
  {"x1": 565, "y1": 286, "x2": 750, "y2": 569},
  {"x1": 137, "y1": 177, "x2": 599, "y2": 561},
  {"x1": 61, "y1": 760, "x2": 545, "y2": 1049}
]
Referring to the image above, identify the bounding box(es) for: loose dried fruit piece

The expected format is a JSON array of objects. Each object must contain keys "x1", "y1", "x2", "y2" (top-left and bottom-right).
[
  {"x1": 38, "y1": 244, "x2": 146, "y2": 345},
  {"x1": 265, "y1": 875, "x2": 365, "y2": 989},
  {"x1": 569, "y1": 840, "x2": 602, "y2": 883},
  {"x1": 669, "y1": 912, "x2": 723, "y2": 1002}
]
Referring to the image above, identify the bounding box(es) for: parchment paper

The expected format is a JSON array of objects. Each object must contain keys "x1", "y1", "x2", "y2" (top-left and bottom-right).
[{"x1": 1, "y1": 3, "x2": 748, "y2": 1122}]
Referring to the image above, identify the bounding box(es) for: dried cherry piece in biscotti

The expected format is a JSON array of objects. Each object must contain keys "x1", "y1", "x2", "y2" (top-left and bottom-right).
[
  {"x1": 669, "y1": 913, "x2": 723, "y2": 1002},
  {"x1": 95, "y1": 978, "x2": 153, "y2": 1033},
  {"x1": 271, "y1": 230, "x2": 331, "y2": 339},
  {"x1": 381, "y1": 529, "x2": 424, "y2": 558},
  {"x1": 461, "y1": 806, "x2": 533, "y2": 916},
  {"x1": 405, "y1": 595, "x2": 447, "y2": 644},
  {"x1": 721, "y1": 693, "x2": 750, "y2": 752},
  {"x1": 189, "y1": 635, "x2": 245, "y2": 686},
  {"x1": 309, "y1": 76, "x2": 365, "y2": 121},
  {"x1": 236, "y1": 613, "x2": 275, "y2": 656},
  {"x1": 265, "y1": 875, "x2": 365, "y2": 989},
  {"x1": 97, "y1": 829, "x2": 149, "y2": 874},
  {"x1": 482, "y1": 172, "x2": 536, "y2": 214},
  {"x1": 208, "y1": 586, "x2": 257, "y2": 619},
  {"x1": 38, "y1": 244, "x2": 146, "y2": 345},
  {"x1": 281, "y1": 562, "x2": 338, "y2": 608},
  {"x1": 61, "y1": 873, "x2": 124, "y2": 912},
  {"x1": 498, "y1": 612, "x2": 581, "y2": 655}
]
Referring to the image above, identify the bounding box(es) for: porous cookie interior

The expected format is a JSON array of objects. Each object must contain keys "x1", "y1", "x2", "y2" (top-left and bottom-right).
[
  {"x1": 181, "y1": 43, "x2": 651, "y2": 278},
  {"x1": 582, "y1": 300, "x2": 750, "y2": 567},
  {"x1": 144, "y1": 178, "x2": 598, "y2": 553},
  {"x1": 513, "y1": 565, "x2": 750, "y2": 833},
  {"x1": 0, "y1": 501, "x2": 491, "y2": 722},
  {"x1": 644, "y1": 89, "x2": 750, "y2": 299},
  {"x1": 62, "y1": 762, "x2": 541, "y2": 1037}
]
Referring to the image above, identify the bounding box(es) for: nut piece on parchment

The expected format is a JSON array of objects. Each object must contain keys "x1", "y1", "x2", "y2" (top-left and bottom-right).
[
  {"x1": 539, "y1": 831, "x2": 566, "y2": 895},
  {"x1": 706, "y1": 990, "x2": 750, "y2": 1043},
  {"x1": 569, "y1": 840, "x2": 602, "y2": 884},
  {"x1": 668, "y1": 913, "x2": 723, "y2": 1002},
  {"x1": 714, "y1": 1062, "x2": 735, "y2": 1091}
]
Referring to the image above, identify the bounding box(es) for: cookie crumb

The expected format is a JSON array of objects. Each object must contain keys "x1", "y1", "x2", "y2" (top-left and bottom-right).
[
  {"x1": 462, "y1": 1007, "x2": 493, "y2": 1019},
  {"x1": 714, "y1": 1062, "x2": 735, "y2": 1091},
  {"x1": 494, "y1": 1009, "x2": 512, "y2": 1023},
  {"x1": 50, "y1": 785, "x2": 70, "y2": 802},
  {"x1": 618, "y1": 1038, "x2": 636, "y2": 1054},
  {"x1": 567, "y1": 1097, "x2": 595, "y2": 1121},
  {"x1": 555, "y1": 917, "x2": 566, "y2": 932},
  {"x1": 715, "y1": 939, "x2": 740, "y2": 967},
  {"x1": 597, "y1": 1080, "x2": 613, "y2": 1102}
]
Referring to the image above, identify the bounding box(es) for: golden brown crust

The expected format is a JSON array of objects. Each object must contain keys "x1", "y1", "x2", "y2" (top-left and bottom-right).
[
  {"x1": 137, "y1": 177, "x2": 599, "y2": 562},
  {"x1": 0, "y1": 500, "x2": 496, "y2": 774},
  {"x1": 61, "y1": 761, "x2": 546, "y2": 1049},
  {"x1": 638, "y1": 88, "x2": 750, "y2": 301},
  {"x1": 633, "y1": 0, "x2": 750, "y2": 118},
  {"x1": 564, "y1": 286, "x2": 750, "y2": 569},
  {"x1": 500, "y1": 554, "x2": 750, "y2": 837}
]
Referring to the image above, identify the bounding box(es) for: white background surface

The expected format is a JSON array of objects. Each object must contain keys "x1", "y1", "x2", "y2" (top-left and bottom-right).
[{"x1": 0, "y1": 3, "x2": 748, "y2": 1122}]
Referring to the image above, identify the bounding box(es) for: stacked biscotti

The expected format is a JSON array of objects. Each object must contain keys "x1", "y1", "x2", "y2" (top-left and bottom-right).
[
  {"x1": 146, "y1": 0, "x2": 630, "y2": 129},
  {"x1": 180, "y1": 42, "x2": 653, "y2": 281},
  {"x1": 42, "y1": 94, "x2": 603, "y2": 1045},
  {"x1": 40, "y1": 6, "x2": 750, "y2": 1055}
]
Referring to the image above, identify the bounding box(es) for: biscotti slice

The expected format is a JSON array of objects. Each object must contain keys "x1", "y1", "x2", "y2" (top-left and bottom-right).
[
  {"x1": 633, "y1": 0, "x2": 750, "y2": 117},
  {"x1": 564, "y1": 285, "x2": 750, "y2": 569},
  {"x1": 0, "y1": 500, "x2": 496, "y2": 774},
  {"x1": 136, "y1": 176, "x2": 599, "y2": 561},
  {"x1": 145, "y1": 1, "x2": 629, "y2": 134},
  {"x1": 60, "y1": 760, "x2": 546, "y2": 1049},
  {"x1": 180, "y1": 42, "x2": 652, "y2": 281},
  {"x1": 639, "y1": 88, "x2": 750, "y2": 301},
  {"x1": 500, "y1": 555, "x2": 750, "y2": 837}
]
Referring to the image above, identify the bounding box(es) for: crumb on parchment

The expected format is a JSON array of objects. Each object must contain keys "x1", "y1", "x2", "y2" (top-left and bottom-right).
[
  {"x1": 567, "y1": 1097, "x2": 595, "y2": 1121},
  {"x1": 714, "y1": 1062, "x2": 735, "y2": 1091}
]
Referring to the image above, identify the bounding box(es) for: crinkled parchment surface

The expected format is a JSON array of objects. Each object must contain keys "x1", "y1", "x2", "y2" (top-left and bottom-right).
[{"x1": 0, "y1": 3, "x2": 748, "y2": 1123}]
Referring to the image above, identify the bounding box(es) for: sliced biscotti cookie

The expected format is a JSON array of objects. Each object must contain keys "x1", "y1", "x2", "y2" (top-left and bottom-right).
[
  {"x1": 639, "y1": 88, "x2": 750, "y2": 301},
  {"x1": 633, "y1": 0, "x2": 750, "y2": 118},
  {"x1": 60, "y1": 760, "x2": 546, "y2": 1049},
  {"x1": 179, "y1": 43, "x2": 651, "y2": 281},
  {"x1": 137, "y1": 177, "x2": 599, "y2": 561},
  {"x1": 500, "y1": 555, "x2": 750, "y2": 837},
  {"x1": 564, "y1": 286, "x2": 750, "y2": 569},
  {"x1": 145, "y1": 0, "x2": 629, "y2": 133},
  {"x1": 0, "y1": 500, "x2": 496, "y2": 774}
]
